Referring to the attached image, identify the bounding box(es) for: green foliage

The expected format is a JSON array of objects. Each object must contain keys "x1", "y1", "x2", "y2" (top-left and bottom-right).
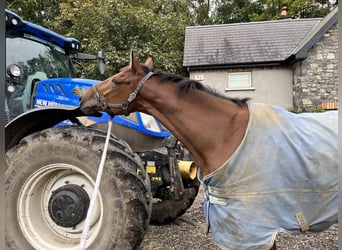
[
  {"x1": 191, "y1": 0, "x2": 213, "y2": 25},
  {"x1": 7, "y1": 0, "x2": 193, "y2": 79},
  {"x1": 212, "y1": 0, "x2": 336, "y2": 23},
  {"x1": 213, "y1": 0, "x2": 263, "y2": 23},
  {"x1": 6, "y1": 0, "x2": 337, "y2": 80},
  {"x1": 288, "y1": 105, "x2": 325, "y2": 113},
  {"x1": 6, "y1": 0, "x2": 62, "y2": 27},
  {"x1": 284, "y1": 0, "x2": 335, "y2": 18},
  {"x1": 53, "y1": 0, "x2": 192, "y2": 78}
]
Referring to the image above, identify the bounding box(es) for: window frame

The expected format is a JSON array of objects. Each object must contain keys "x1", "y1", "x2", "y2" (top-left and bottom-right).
[{"x1": 226, "y1": 72, "x2": 255, "y2": 91}]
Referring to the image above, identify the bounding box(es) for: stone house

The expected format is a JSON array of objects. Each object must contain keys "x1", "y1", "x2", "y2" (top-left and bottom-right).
[{"x1": 183, "y1": 7, "x2": 338, "y2": 111}]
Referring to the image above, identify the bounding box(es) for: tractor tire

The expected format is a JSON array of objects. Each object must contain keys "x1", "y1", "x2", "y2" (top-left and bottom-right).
[
  {"x1": 150, "y1": 179, "x2": 200, "y2": 224},
  {"x1": 5, "y1": 126, "x2": 152, "y2": 250}
]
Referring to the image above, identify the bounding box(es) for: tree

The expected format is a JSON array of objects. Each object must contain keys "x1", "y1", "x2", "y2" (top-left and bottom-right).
[
  {"x1": 213, "y1": 0, "x2": 265, "y2": 23},
  {"x1": 212, "y1": 0, "x2": 337, "y2": 24},
  {"x1": 284, "y1": 0, "x2": 336, "y2": 18},
  {"x1": 7, "y1": 0, "x2": 194, "y2": 78},
  {"x1": 6, "y1": 0, "x2": 338, "y2": 78},
  {"x1": 6, "y1": 0, "x2": 63, "y2": 27},
  {"x1": 191, "y1": 0, "x2": 213, "y2": 25}
]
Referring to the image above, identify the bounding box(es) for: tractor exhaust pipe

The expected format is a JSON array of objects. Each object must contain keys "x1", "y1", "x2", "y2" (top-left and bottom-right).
[{"x1": 178, "y1": 161, "x2": 197, "y2": 180}]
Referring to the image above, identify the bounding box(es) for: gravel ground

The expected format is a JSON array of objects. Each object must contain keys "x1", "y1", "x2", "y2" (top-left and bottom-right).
[{"x1": 141, "y1": 185, "x2": 338, "y2": 250}]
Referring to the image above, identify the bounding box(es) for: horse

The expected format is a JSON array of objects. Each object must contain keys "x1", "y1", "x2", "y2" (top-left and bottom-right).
[{"x1": 80, "y1": 51, "x2": 338, "y2": 250}]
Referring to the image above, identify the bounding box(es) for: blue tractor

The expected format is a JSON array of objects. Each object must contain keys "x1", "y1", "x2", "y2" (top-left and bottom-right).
[{"x1": 5, "y1": 9, "x2": 199, "y2": 249}]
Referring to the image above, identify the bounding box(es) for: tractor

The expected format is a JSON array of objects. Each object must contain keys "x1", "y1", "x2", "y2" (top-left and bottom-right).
[{"x1": 5, "y1": 9, "x2": 199, "y2": 249}]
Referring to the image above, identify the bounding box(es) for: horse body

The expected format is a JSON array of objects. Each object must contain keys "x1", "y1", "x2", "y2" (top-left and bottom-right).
[
  {"x1": 80, "y1": 52, "x2": 338, "y2": 250},
  {"x1": 200, "y1": 103, "x2": 337, "y2": 249}
]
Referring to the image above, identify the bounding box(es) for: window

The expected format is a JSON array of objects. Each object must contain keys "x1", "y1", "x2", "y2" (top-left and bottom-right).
[{"x1": 226, "y1": 72, "x2": 254, "y2": 91}]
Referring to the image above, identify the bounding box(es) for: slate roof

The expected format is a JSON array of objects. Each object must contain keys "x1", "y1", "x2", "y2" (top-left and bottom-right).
[{"x1": 183, "y1": 7, "x2": 338, "y2": 69}]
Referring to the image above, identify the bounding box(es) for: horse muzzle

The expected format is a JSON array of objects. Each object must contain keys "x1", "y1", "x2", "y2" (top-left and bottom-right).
[{"x1": 79, "y1": 97, "x2": 103, "y2": 116}]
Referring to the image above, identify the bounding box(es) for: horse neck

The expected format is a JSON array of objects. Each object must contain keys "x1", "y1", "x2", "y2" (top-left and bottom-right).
[{"x1": 137, "y1": 79, "x2": 249, "y2": 177}]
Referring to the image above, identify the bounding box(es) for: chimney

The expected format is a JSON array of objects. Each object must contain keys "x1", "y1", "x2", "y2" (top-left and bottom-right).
[{"x1": 278, "y1": 6, "x2": 289, "y2": 19}]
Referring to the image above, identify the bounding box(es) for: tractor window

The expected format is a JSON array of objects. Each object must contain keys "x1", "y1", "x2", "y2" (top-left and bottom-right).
[
  {"x1": 6, "y1": 36, "x2": 74, "y2": 82},
  {"x1": 5, "y1": 35, "x2": 75, "y2": 120}
]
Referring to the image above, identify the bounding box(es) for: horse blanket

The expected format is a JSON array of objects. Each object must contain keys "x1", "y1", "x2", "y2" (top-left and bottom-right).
[{"x1": 198, "y1": 103, "x2": 338, "y2": 250}]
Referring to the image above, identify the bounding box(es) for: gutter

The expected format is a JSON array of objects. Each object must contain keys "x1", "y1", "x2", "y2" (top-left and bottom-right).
[{"x1": 184, "y1": 60, "x2": 287, "y2": 71}]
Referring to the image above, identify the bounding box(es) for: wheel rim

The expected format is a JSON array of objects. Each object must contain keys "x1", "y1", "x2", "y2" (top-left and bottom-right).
[{"x1": 18, "y1": 163, "x2": 103, "y2": 250}]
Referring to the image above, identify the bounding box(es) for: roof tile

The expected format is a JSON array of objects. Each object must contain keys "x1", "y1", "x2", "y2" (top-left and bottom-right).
[{"x1": 183, "y1": 18, "x2": 321, "y2": 67}]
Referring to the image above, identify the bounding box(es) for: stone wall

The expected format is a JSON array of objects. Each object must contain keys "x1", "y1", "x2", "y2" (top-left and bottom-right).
[{"x1": 293, "y1": 23, "x2": 338, "y2": 112}]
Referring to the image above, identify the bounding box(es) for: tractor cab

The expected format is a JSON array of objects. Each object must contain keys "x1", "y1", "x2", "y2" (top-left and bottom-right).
[{"x1": 5, "y1": 9, "x2": 105, "y2": 122}]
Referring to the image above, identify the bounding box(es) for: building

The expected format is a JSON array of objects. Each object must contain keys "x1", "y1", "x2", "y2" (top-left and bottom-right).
[{"x1": 183, "y1": 7, "x2": 338, "y2": 111}]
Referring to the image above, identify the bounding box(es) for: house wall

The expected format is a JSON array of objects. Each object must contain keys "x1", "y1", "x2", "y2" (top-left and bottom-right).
[
  {"x1": 189, "y1": 67, "x2": 293, "y2": 109},
  {"x1": 293, "y1": 23, "x2": 338, "y2": 112}
]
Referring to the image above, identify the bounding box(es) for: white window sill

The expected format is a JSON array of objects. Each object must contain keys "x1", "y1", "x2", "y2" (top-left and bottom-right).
[{"x1": 225, "y1": 87, "x2": 255, "y2": 92}]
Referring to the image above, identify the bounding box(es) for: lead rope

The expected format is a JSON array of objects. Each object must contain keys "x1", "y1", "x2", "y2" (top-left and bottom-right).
[{"x1": 79, "y1": 119, "x2": 113, "y2": 250}]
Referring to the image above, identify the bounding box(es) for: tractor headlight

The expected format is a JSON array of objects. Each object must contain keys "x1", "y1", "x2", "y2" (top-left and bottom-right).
[
  {"x1": 7, "y1": 64, "x2": 21, "y2": 78},
  {"x1": 66, "y1": 40, "x2": 81, "y2": 54},
  {"x1": 5, "y1": 10, "x2": 24, "y2": 28},
  {"x1": 11, "y1": 17, "x2": 19, "y2": 26},
  {"x1": 6, "y1": 14, "x2": 20, "y2": 26}
]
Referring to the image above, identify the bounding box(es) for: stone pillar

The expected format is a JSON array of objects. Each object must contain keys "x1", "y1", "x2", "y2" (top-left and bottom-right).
[{"x1": 293, "y1": 23, "x2": 338, "y2": 112}]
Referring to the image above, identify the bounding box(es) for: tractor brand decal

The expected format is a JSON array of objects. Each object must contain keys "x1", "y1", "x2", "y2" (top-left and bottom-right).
[{"x1": 35, "y1": 99, "x2": 64, "y2": 107}]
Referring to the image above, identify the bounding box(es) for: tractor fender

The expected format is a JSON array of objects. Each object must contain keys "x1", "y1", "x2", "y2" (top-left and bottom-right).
[{"x1": 5, "y1": 106, "x2": 100, "y2": 151}]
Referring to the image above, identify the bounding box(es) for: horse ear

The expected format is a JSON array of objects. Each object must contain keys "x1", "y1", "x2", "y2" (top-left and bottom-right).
[
  {"x1": 145, "y1": 56, "x2": 154, "y2": 71},
  {"x1": 129, "y1": 50, "x2": 136, "y2": 68},
  {"x1": 129, "y1": 50, "x2": 144, "y2": 73},
  {"x1": 129, "y1": 50, "x2": 134, "y2": 68}
]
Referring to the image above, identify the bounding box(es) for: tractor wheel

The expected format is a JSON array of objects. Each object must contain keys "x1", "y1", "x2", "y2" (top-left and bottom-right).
[
  {"x1": 5, "y1": 126, "x2": 151, "y2": 250},
  {"x1": 150, "y1": 178, "x2": 200, "y2": 224}
]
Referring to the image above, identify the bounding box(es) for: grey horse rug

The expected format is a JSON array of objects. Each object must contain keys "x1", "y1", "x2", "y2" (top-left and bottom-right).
[{"x1": 198, "y1": 103, "x2": 338, "y2": 250}]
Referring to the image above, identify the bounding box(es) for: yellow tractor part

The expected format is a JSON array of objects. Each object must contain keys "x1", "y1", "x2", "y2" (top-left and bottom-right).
[{"x1": 178, "y1": 161, "x2": 197, "y2": 180}]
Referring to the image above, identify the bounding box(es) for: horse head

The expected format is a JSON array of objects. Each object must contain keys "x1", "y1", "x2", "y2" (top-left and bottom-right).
[{"x1": 80, "y1": 51, "x2": 154, "y2": 116}]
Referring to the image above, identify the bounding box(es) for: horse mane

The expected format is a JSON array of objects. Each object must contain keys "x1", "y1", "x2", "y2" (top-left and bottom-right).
[{"x1": 141, "y1": 64, "x2": 249, "y2": 107}]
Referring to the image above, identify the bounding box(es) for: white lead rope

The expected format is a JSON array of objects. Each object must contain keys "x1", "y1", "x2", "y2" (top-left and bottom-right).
[{"x1": 79, "y1": 119, "x2": 113, "y2": 250}]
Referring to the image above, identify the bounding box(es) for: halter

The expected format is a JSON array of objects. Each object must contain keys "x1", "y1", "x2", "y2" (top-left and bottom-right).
[{"x1": 92, "y1": 71, "x2": 154, "y2": 116}]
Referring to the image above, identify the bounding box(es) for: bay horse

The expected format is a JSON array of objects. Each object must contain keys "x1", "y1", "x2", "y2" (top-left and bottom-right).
[{"x1": 80, "y1": 52, "x2": 338, "y2": 250}]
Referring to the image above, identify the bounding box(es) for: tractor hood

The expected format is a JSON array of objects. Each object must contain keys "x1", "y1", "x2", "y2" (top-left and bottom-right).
[{"x1": 33, "y1": 78, "x2": 99, "y2": 108}]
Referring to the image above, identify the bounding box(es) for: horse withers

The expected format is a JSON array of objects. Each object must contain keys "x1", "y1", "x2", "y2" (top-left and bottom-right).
[{"x1": 80, "y1": 51, "x2": 338, "y2": 250}]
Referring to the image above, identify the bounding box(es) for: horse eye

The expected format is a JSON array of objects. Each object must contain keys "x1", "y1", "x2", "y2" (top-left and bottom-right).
[{"x1": 112, "y1": 79, "x2": 118, "y2": 86}]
